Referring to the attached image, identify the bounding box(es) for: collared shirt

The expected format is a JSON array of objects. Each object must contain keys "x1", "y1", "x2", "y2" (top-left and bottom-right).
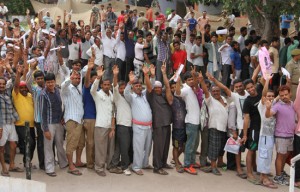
[
  {"x1": 175, "y1": 83, "x2": 200, "y2": 125},
  {"x1": 237, "y1": 35, "x2": 245, "y2": 51},
  {"x1": 0, "y1": 6, "x2": 8, "y2": 15},
  {"x1": 101, "y1": 22, "x2": 117, "y2": 58},
  {"x1": 91, "y1": 79, "x2": 113, "y2": 128},
  {"x1": 61, "y1": 77, "x2": 84, "y2": 124},
  {"x1": 218, "y1": 43, "x2": 232, "y2": 65},
  {"x1": 115, "y1": 29, "x2": 126, "y2": 61},
  {"x1": 81, "y1": 37, "x2": 93, "y2": 60},
  {"x1": 185, "y1": 27, "x2": 193, "y2": 62},
  {"x1": 40, "y1": 87, "x2": 63, "y2": 132},
  {"x1": 124, "y1": 84, "x2": 152, "y2": 129},
  {"x1": 124, "y1": 28, "x2": 135, "y2": 59},
  {"x1": 146, "y1": 91, "x2": 172, "y2": 128},
  {"x1": 204, "y1": 42, "x2": 221, "y2": 63},
  {"x1": 113, "y1": 85, "x2": 132, "y2": 127},
  {"x1": 0, "y1": 91, "x2": 19, "y2": 125},
  {"x1": 26, "y1": 69, "x2": 43, "y2": 123}
]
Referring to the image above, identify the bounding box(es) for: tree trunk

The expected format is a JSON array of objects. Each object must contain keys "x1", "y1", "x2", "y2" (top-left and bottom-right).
[{"x1": 262, "y1": 14, "x2": 280, "y2": 42}]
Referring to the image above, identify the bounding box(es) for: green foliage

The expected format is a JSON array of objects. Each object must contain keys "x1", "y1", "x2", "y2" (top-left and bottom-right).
[{"x1": 3, "y1": 0, "x2": 34, "y2": 15}]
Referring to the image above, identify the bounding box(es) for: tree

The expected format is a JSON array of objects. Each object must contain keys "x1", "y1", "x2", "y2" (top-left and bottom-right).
[
  {"x1": 193, "y1": 0, "x2": 300, "y2": 42},
  {"x1": 4, "y1": 0, "x2": 34, "y2": 15}
]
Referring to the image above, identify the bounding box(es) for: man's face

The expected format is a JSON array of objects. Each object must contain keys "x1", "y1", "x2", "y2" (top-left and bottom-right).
[
  {"x1": 211, "y1": 86, "x2": 221, "y2": 100},
  {"x1": 114, "y1": 25, "x2": 119, "y2": 31},
  {"x1": 19, "y1": 86, "x2": 28, "y2": 96},
  {"x1": 174, "y1": 36, "x2": 180, "y2": 42},
  {"x1": 190, "y1": 36, "x2": 195, "y2": 43},
  {"x1": 0, "y1": 79, "x2": 6, "y2": 93},
  {"x1": 143, "y1": 23, "x2": 148, "y2": 29},
  {"x1": 172, "y1": 11, "x2": 175, "y2": 16},
  {"x1": 35, "y1": 76, "x2": 45, "y2": 87},
  {"x1": 273, "y1": 40, "x2": 279, "y2": 48},
  {"x1": 33, "y1": 48, "x2": 42, "y2": 56},
  {"x1": 170, "y1": 84, "x2": 176, "y2": 94},
  {"x1": 279, "y1": 90, "x2": 290, "y2": 103},
  {"x1": 46, "y1": 80, "x2": 56, "y2": 92},
  {"x1": 245, "y1": 83, "x2": 257, "y2": 96},
  {"x1": 101, "y1": 80, "x2": 111, "y2": 93},
  {"x1": 120, "y1": 34, "x2": 124, "y2": 41},
  {"x1": 137, "y1": 37, "x2": 143, "y2": 44},
  {"x1": 154, "y1": 87, "x2": 162, "y2": 95},
  {"x1": 229, "y1": 30, "x2": 235, "y2": 37},
  {"x1": 242, "y1": 30, "x2": 247, "y2": 36},
  {"x1": 72, "y1": 36, "x2": 77, "y2": 43},
  {"x1": 174, "y1": 43, "x2": 180, "y2": 51},
  {"x1": 133, "y1": 83, "x2": 142, "y2": 95},
  {"x1": 162, "y1": 33, "x2": 167, "y2": 42},
  {"x1": 203, "y1": 12, "x2": 207, "y2": 17},
  {"x1": 211, "y1": 36, "x2": 217, "y2": 43},
  {"x1": 46, "y1": 12, "x2": 50, "y2": 17},
  {"x1": 38, "y1": 40, "x2": 45, "y2": 48},
  {"x1": 13, "y1": 20, "x2": 20, "y2": 27},
  {"x1": 118, "y1": 84, "x2": 126, "y2": 95},
  {"x1": 205, "y1": 26, "x2": 211, "y2": 33},
  {"x1": 72, "y1": 63, "x2": 81, "y2": 72},
  {"x1": 106, "y1": 29, "x2": 112, "y2": 38},
  {"x1": 128, "y1": 31, "x2": 134, "y2": 39},
  {"x1": 196, "y1": 38, "x2": 201, "y2": 45},
  {"x1": 233, "y1": 82, "x2": 244, "y2": 95},
  {"x1": 85, "y1": 32, "x2": 91, "y2": 40},
  {"x1": 266, "y1": 91, "x2": 275, "y2": 101},
  {"x1": 71, "y1": 73, "x2": 81, "y2": 86},
  {"x1": 186, "y1": 77, "x2": 194, "y2": 87},
  {"x1": 146, "y1": 35, "x2": 152, "y2": 42},
  {"x1": 226, "y1": 37, "x2": 233, "y2": 44}
]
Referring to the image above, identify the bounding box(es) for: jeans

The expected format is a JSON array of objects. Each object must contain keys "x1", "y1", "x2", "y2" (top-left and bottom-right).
[
  {"x1": 221, "y1": 64, "x2": 232, "y2": 88},
  {"x1": 184, "y1": 123, "x2": 199, "y2": 167},
  {"x1": 116, "y1": 58, "x2": 126, "y2": 81},
  {"x1": 249, "y1": 66, "x2": 254, "y2": 80},
  {"x1": 200, "y1": 126, "x2": 208, "y2": 166},
  {"x1": 35, "y1": 122, "x2": 45, "y2": 169},
  {"x1": 207, "y1": 62, "x2": 220, "y2": 80}
]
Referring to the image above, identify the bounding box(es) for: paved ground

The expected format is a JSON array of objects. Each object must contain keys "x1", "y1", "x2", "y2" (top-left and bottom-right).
[{"x1": 2, "y1": 143, "x2": 298, "y2": 192}]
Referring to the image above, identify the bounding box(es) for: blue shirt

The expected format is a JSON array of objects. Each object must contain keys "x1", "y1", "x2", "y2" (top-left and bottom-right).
[
  {"x1": 188, "y1": 18, "x2": 197, "y2": 31},
  {"x1": 83, "y1": 85, "x2": 96, "y2": 119},
  {"x1": 230, "y1": 51, "x2": 242, "y2": 70},
  {"x1": 281, "y1": 15, "x2": 294, "y2": 29}
]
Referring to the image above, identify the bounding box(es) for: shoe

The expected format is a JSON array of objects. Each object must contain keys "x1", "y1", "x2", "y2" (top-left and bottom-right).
[
  {"x1": 123, "y1": 168, "x2": 131, "y2": 176},
  {"x1": 170, "y1": 160, "x2": 175, "y2": 164},
  {"x1": 200, "y1": 166, "x2": 212, "y2": 173},
  {"x1": 212, "y1": 168, "x2": 222, "y2": 176},
  {"x1": 163, "y1": 164, "x2": 173, "y2": 169},
  {"x1": 153, "y1": 168, "x2": 168, "y2": 175},
  {"x1": 184, "y1": 166, "x2": 197, "y2": 175},
  {"x1": 175, "y1": 165, "x2": 184, "y2": 173},
  {"x1": 46, "y1": 172, "x2": 57, "y2": 177},
  {"x1": 132, "y1": 169, "x2": 144, "y2": 176},
  {"x1": 96, "y1": 171, "x2": 106, "y2": 177},
  {"x1": 109, "y1": 167, "x2": 123, "y2": 174},
  {"x1": 191, "y1": 163, "x2": 201, "y2": 169},
  {"x1": 281, "y1": 171, "x2": 290, "y2": 178},
  {"x1": 67, "y1": 169, "x2": 82, "y2": 176},
  {"x1": 273, "y1": 175, "x2": 289, "y2": 186}
]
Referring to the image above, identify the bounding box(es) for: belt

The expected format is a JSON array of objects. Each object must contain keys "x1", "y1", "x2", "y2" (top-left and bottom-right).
[
  {"x1": 134, "y1": 57, "x2": 144, "y2": 62},
  {"x1": 104, "y1": 55, "x2": 113, "y2": 59},
  {"x1": 292, "y1": 82, "x2": 299, "y2": 85},
  {"x1": 132, "y1": 119, "x2": 152, "y2": 126}
]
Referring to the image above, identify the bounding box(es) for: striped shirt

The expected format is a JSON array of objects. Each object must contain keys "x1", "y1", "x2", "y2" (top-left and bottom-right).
[
  {"x1": 0, "y1": 91, "x2": 19, "y2": 125},
  {"x1": 40, "y1": 87, "x2": 63, "y2": 132},
  {"x1": 157, "y1": 36, "x2": 170, "y2": 62},
  {"x1": 124, "y1": 83, "x2": 152, "y2": 129},
  {"x1": 26, "y1": 69, "x2": 43, "y2": 123},
  {"x1": 61, "y1": 77, "x2": 84, "y2": 124}
]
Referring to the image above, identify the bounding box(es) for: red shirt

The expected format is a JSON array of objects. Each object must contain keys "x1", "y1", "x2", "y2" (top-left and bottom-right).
[
  {"x1": 117, "y1": 15, "x2": 125, "y2": 25},
  {"x1": 155, "y1": 14, "x2": 166, "y2": 30},
  {"x1": 171, "y1": 49, "x2": 187, "y2": 70}
]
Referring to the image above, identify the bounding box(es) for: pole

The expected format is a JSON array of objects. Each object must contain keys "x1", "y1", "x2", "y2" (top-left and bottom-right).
[{"x1": 25, "y1": 121, "x2": 31, "y2": 180}]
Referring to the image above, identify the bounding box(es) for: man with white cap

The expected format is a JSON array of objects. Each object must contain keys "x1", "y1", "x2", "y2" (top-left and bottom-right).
[
  {"x1": 286, "y1": 48, "x2": 300, "y2": 100},
  {"x1": 145, "y1": 64, "x2": 172, "y2": 175}
]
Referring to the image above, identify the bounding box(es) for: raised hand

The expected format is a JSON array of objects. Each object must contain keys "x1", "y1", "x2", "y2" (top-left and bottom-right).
[
  {"x1": 265, "y1": 98, "x2": 272, "y2": 109},
  {"x1": 70, "y1": 70, "x2": 79, "y2": 80},
  {"x1": 161, "y1": 63, "x2": 167, "y2": 74},
  {"x1": 142, "y1": 65, "x2": 150, "y2": 74},
  {"x1": 87, "y1": 57, "x2": 95, "y2": 70},
  {"x1": 206, "y1": 72, "x2": 215, "y2": 82},
  {"x1": 190, "y1": 65, "x2": 196, "y2": 76},
  {"x1": 265, "y1": 73, "x2": 273, "y2": 81},
  {"x1": 150, "y1": 64, "x2": 155, "y2": 76},
  {"x1": 57, "y1": 15, "x2": 61, "y2": 21},
  {"x1": 96, "y1": 65, "x2": 105, "y2": 78},
  {"x1": 91, "y1": 47, "x2": 95, "y2": 58},
  {"x1": 198, "y1": 71, "x2": 204, "y2": 82},
  {"x1": 112, "y1": 65, "x2": 119, "y2": 76},
  {"x1": 128, "y1": 71, "x2": 136, "y2": 83},
  {"x1": 31, "y1": 59, "x2": 38, "y2": 70}
]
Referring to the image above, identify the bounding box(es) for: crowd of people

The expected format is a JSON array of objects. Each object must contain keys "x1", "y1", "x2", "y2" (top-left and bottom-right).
[{"x1": 0, "y1": 1, "x2": 300, "y2": 190}]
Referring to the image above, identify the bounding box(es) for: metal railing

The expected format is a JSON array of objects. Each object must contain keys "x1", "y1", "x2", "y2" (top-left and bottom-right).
[{"x1": 289, "y1": 154, "x2": 300, "y2": 192}]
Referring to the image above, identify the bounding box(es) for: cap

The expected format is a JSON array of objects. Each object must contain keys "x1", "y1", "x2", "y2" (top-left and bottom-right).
[
  {"x1": 19, "y1": 81, "x2": 27, "y2": 87},
  {"x1": 291, "y1": 49, "x2": 300, "y2": 56},
  {"x1": 154, "y1": 81, "x2": 162, "y2": 88}
]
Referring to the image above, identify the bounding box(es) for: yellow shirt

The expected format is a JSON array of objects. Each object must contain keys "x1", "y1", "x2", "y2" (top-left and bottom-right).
[{"x1": 12, "y1": 90, "x2": 34, "y2": 127}]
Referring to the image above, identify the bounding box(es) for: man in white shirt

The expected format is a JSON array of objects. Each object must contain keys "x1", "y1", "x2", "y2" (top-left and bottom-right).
[
  {"x1": 0, "y1": 2, "x2": 8, "y2": 21},
  {"x1": 101, "y1": 21, "x2": 117, "y2": 81},
  {"x1": 91, "y1": 66, "x2": 115, "y2": 177},
  {"x1": 218, "y1": 36, "x2": 233, "y2": 87},
  {"x1": 185, "y1": 22, "x2": 195, "y2": 71},
  {"x1": 167, "y1": 10, "x2": 182, "y2": 30},
  {"x1": 86, "y1": 37, "x2": 103, "y2": 66},
  {"x1": 175, "y1": 71, "x2": 200, "y2": 175},
  {"x1": 111, "y1": 66, "x2": 133, "y2": 176},
  {"x1": 115, "y1": 26, "x2": 126, "y2": 81},
  {"x1": 61, "y1": 71, "x2": 85, "y2": 176},
  {"x1": 237, "y1": 27, "x2": 247, "y2": 51}
]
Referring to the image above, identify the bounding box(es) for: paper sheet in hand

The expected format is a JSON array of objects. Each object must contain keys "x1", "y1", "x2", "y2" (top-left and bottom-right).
[
  {"x1": 216, "y1": 29, "x2": 228, "y2": 35},
  {"x1": 224, "y1": 137, "x2": 241, "y2": 155},
  {"x1": 281, "y1": 67, "x2": 290, "y2": 79},
  {"x1": 50, "y1": 46, "x2": 65, "y2": 51},
  {"x1": 258, "y1": 47, "x2": 272, "y2": 79},
  {"x1": 170, "y1": 64, "x2": 184, "y2": 82}
]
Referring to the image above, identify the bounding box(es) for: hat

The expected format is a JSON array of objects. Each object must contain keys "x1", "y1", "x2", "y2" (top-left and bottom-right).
[
  {"x1": 19, "y1": 81, "x2": 27, "y2": 87},
  {"x1": 154, "y1": 81, "x2": 162, "y2": 88},
  {"x1": 291, "y1": 49, "x2": 300, "y2": 56}
]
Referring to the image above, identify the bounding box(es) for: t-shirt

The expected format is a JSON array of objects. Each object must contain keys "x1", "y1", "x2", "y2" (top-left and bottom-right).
[
  {"x1": 191, "y1": 44, "x2": 204, "y2": 66},
  {"x1": 230, "y1": 51, "x2": 242, "y2": 70},
  {"x1": 134, "y1": 43, "x2": 144, "y2": 65},
  {"x1": 12, "y1": 91, "x2": 34, "y2": 127},
  {"x1": 272, "y1": 101, "x2": 296, "y2": 138},
  {"x1": 167, "y1": 14, "x2": 182, "y2": 28},
  {"x1": 258, "y1": 101, "x2": 276, "y2": 136},
  {"x1": 281, "y1": 15, "x2": 294, "y2": 29},
  {"x1": 243, "y1": 92, "x2": 262, "y2": 131},
  {"x1": 143, "y1": 41, "x2": 155, "y2": 64},
  {"x1": 83, "y1": 85, "x2": 96, "y2": 119},
  {"x1": 231, "y1": 92, "x2": 249, "y2": 130},
  {"x1": 250, "y1": 45, "x2": 259, "y2": 68},
  {"x1": 171, "y1": 96, "x2": 186, "y2": 129},
  {"x1": 188, "y1": 18, "x2": 197, "y2": 31},
  {"x1": 237, "y1": 35, "x2": 245, "y2": 51},
  {"x1": 171, "y1": 49, "x2": 187, "y2": 70}
]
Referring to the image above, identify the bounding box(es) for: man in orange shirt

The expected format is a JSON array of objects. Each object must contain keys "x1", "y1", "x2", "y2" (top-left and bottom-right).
[
  {"x1": 145, "y1": 5, "x2": 153, "y2": 29},
  {"x1": 171, "y1": 41, "x2": 187, "y2": 73}
]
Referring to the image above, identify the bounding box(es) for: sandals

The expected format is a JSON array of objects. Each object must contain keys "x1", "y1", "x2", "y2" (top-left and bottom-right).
[
  {"x1": 46, "y1": 172, "x2": 57, "y2": 177},
  {"x1": 201, "y1": 166, "x2": 212, "y2": 173},
  {"x1": 9, "y1": 167, "x2": 24, "y2": 172},
  {"x1": 247, "y1": 177, "x2": 261, "y2": 185},
  {"x1": 75, "y1": 163, "x2": 87, "y2": 168},
  {"x1": 68, "y1": 169, "x2": 82, "y2": 176},
  {"x1": 153, "y1": 169, "x2": 168, "y2": 175},
  {"x1": 262, "y1": 180, "x2": 278, "y2": 189},
  {"x1": 237, "y1": 173, "x2": 247, "y2": 179},
  {"x1": 212, "y1": 168, "x2": 222, "y2": 176},
  {"x1": 132, "y1": 169, "x2": 144, "y2": 176},
  {"x1": 1, "y1": 171, "x2": 10, "y2": 177},
  {"x1": 176, "y1": 165, "x2": 184, "y2": 173}
]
